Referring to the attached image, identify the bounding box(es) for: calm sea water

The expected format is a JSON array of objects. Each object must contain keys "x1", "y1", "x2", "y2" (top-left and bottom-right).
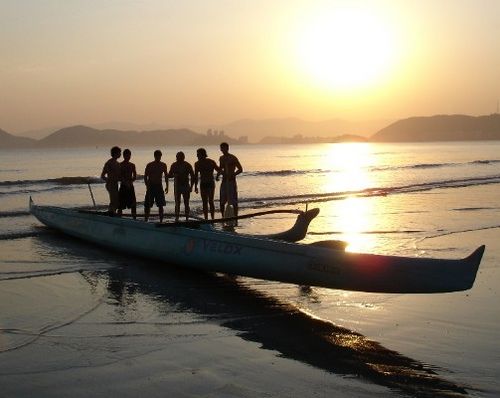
[{"x1": 1, "y1": 142, "x2": 500, "y2": 397}]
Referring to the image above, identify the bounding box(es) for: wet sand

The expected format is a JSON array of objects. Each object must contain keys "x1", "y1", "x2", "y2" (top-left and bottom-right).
[{"x1": 2, "y1": 226, "x2": 497, "y2": 397}]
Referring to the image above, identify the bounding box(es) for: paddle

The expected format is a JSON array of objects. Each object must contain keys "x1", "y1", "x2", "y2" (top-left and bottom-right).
[{"x1": 155, "y1": 209, "x2": 303, "y2": 227}]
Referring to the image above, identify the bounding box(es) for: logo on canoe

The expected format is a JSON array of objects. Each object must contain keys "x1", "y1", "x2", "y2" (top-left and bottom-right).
[
  {"x1": 308, "y1": 261, "x2": 340, "y2": 275},
  {"x1": 202, "y1": 240, "x2": 243, "y2": 255}
]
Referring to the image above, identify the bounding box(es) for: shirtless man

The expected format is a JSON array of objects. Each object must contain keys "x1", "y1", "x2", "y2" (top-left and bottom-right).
[
  {"x1": 100, "y1": 146, "x2": 121, "y2": 215},
  {"x1": 144, "y1": 150, "x2": 169, "y2": 222},
  {"x1": 194, "y1": 148, "x2": 220, "y2": 220},
  {"x1": 118, "y1": 148, "x2": 137, "y2": 219},
  {"x1": 168, "y1": 151, "x2": 195, "y2": 222},
  {"x1": 216, "y1": 142, "x2": 243, "y2": 217}
]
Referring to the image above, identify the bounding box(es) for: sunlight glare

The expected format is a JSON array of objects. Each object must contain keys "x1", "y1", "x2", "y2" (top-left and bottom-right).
[
  {"x1": 325, "y1": 143, "x2": 374, "y2": 193},
  {"x1": 294, "y1": 6, "x2": 397, "y2": 91},
  {"x1": 337, "y1": 197, "x2": 374, "y2": 253}
]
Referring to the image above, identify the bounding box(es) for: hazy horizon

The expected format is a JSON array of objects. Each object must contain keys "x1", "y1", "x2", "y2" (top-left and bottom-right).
[{"x1": 2, "y1": 1, "x2": 499, "y2": 134}]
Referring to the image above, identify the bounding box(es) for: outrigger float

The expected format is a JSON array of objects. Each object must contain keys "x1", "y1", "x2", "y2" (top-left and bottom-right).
[{"x1": 29, "y1": 198, "x2": 484, "y2": 294}]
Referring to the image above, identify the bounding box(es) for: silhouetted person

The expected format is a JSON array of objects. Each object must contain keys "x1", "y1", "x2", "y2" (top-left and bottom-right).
[
  {"x1": 118, "y1": 148, "x2": 137, "y2": 219},
  {"x1": 194, "y1": 148, "x2": 220, "y2": 219},
  {"x1": 144, "y1": 150, "x2": 169, "y2": 222},
  {"x1": 216, "y1": 142, "x2": 242, "y2": 217},
  {"x1": 101, "y1": 146, "x2": 121, "y2": 215},
  {"x1": 168, "y1": 151, "x2": 195, "y2": 222}
]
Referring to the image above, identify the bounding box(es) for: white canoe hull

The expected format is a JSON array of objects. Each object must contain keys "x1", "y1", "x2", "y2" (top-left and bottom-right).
[{"x1": 29, "y1": 201, "x2": 484, "y2": 293}]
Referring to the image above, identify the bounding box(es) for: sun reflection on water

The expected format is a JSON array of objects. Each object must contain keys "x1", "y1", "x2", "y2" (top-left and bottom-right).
[
  {"x1": 336, "y1": 196, "x2": 375, "y2": 253},
  {"x1": 325, "y1": 143, "x2": 375, "y2": 193},
  {"x1": 321, "y1": 143, "x2": 380, "y2": 253}
]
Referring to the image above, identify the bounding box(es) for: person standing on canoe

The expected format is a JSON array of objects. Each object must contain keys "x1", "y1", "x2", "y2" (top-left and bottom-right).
[
  {"x1": 216, "y1": 142, "x2": 243, "y2": 217},
  {"x1": 118, "y1": 148, "x2": 137, "y2": 219},
  {"x1": 168, "y1": 151, "x2": 195, "y2": 222},
  {"x1": 194, "y1": 148, "x2": 220, "y2": 220},
  {"x1": 144, "y1": 149, "x2": 169, "y2": 222},
  {"x1": 100, "y1": 146, "x2": 121, "y2": 215}
]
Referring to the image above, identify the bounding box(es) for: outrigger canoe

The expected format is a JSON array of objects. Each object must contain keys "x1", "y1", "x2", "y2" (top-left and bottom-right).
[{"x1": 29, "y1": 199, "x2": 484, "y2": 293}]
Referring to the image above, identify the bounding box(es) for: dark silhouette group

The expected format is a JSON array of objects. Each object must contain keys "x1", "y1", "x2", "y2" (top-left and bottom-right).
[{"x1": 100, "y1": 143, "x2": 242, "y2": 222}]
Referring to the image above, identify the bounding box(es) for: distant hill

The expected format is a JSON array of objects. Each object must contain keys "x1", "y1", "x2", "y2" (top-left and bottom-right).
[
  {"x1": 0, "y1": 129, "x2": 36, "y2": 149},
  {"x1": 371, "y1": 114, "x2": 500, "y2": 142},
  {"x1": 220, "y1": 117, "x2": 389, "y2": 142},
  {"x1": 258, "y1": 134, "x2": 366, "y2": 144},
  {"x1": 1, "y1": 125, "x2": 241, "y2": 149}
]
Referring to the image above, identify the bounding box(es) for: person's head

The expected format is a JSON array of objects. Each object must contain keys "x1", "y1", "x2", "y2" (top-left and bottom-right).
[
  {"x1": 176, "y1": 151, "x2": 185, "y2": 161},
  {"x1": 196, "y1": 148, "x2": 207, "y2": 159},
  {"x1": 154, "y1": 150, "x2": 162, "y2": 160},
  {"x1": 111, "y1": 146, "x2": 121, "y2": 159},
  {"x1": 123, "y1": 148, "x2": 131, "y2": 161},
  {"x1": 220, "y1": 142, "x2": 229, "y2": 155}
]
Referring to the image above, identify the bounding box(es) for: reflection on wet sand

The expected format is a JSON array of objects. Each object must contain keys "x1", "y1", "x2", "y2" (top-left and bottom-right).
[{"x1": 97, "y1": 257, "x2": 470, "y2": 398}]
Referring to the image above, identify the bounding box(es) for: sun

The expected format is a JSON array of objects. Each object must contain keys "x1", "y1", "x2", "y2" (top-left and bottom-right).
[{"x1": 294, "y1": 7, "x2": 397, "y2": 91}]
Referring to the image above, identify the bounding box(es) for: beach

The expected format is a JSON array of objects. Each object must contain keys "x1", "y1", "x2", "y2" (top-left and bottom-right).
[{"x1": 1, "y1": 142, "x2": 499, "y2": 397}]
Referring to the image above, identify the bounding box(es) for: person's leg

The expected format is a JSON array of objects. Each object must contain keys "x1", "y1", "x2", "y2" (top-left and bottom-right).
[
  {"x1": 202, "y1": 196, "x2": 208, "y2": 219},
  {"x1": 208, "y1": 186, "x2": 215, "y2": 219},
  {"x1": 226, "y1": 181, "x2": 238, "y2": 217},
  {"x1": 174, "y1": 192, "x2": 180, "y2": 222},
  {"x1": 108, "y1": 183, "x2": 119, "y2": 215},
  {"x1": 144, "y1": 190, "x2": 149, "y2": 221},
  {"x1": 117, "y1": 185, "x2": 124, "y2": 217},
  {"x1": 183, "y1": 192, "x2": 190, "y2": 220},
  {"x1": 129, "y1": 185, "x2": 136, "y2": 219},
  {"x1": 159, "y1": 205, "x2": 164, "y2": 223},
  {"x1": 200, "y1": 187, "x2": 208, "y2": 220},
  {"x1": 231, "y1": 181, "x2": 238, "y2": 217},
  {"x1": 220, "y1": 181, "x2": 226, "y2": 216}
]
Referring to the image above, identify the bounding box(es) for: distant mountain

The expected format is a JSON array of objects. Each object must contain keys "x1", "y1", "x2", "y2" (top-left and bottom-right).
[
  {"x1": 219, "y1": 117, "x2": 389, "y2": 142},
  {"x1": 371, "y1": 114, "x2": 500, "y2": 142},
  {"x1": 1, "y1": 125, "x2": 241, "y2": 149},
  {"x1": 37, "y1": 126, "x2": 137, "y2": 148},
  {"x1": 17, "y1": 125, "x2": 64, "y2": 139},
  {"x1": 258, "y1": 134, "x2": 366, "y2": 144},
  {"x1": 0, "y1": 129, "x2": 37, "y2": 149}
]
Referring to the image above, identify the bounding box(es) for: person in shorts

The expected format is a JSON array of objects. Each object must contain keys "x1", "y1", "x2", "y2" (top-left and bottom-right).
[
  {"x1": 216, "y1": 142, "x2": 243, "y2": 217},
  {"x1": 118, "y1": 148, "x2": 137, "y2": 219},
  {"x1": 144, "y1": 150, "x2": 169, "y2": 222},
  {"x1": 194, "y1": 148, "x2": 220, "y2": 219},
  {"x1": 100, "y1": 146, "x2": 121, "y2": 215},
  {"x1": 168, "y1": 151, "x2": 195, "y2": 222}
]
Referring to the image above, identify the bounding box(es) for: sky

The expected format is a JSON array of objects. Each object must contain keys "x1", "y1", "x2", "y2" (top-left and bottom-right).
[{"x1": 1, "y1": 0, "x2": 499, "y2": 134}]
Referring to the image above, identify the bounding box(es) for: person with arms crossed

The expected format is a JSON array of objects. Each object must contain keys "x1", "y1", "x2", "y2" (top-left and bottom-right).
[
  {"x1": 100, "y1": 146, "x2": 121, "y2": 215},
  {"x1": 168, "y1": 151, "x2": 195, "y2": 222},
  {"x1": 144, "y1": 149, "x2": 169, "y2": 222},
  {"x1": 216, "y1": 142, "x2": 243, "y2": 217},
  {"x1": 194, "y1": 148, "x2": 220, "y2": 220}
]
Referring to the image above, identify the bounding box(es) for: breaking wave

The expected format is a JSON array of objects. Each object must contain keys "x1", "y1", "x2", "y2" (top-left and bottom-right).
[
  {"x1": 238, "y1": 174, "x2": 500, "y2": 208},
  {"x1": 0, "y1": 176, "x2": 102, "y2": 187},
  {"x1": 0, "y1": 210, "x2": 31, "y2": 218},
  {"x1": 0, "y1": 231, "x2": 42, "y2": 240},
  {"x1": 371, "y1": 158, "x2": 500, "y2": 172}
]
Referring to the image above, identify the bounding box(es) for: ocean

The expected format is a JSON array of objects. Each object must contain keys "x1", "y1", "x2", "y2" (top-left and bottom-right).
[{"x1": 1, "y1": 142, "x2": 499, "y2": 397}]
